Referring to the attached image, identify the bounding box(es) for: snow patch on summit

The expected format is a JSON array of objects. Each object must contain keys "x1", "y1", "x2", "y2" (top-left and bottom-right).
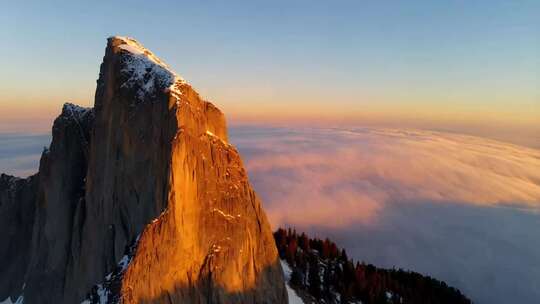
[
  {"x1": 62, "y1": 103, "x2": 92, "y2": 119},
  {"x1": 114, "y1": 36, "x2": 171, "y2": 69},
  {"x1": 112, "y1": 36, "x2": 186, "y2": 103}
]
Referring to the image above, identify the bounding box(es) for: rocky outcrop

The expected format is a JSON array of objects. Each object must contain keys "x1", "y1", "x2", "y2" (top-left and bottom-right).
[
  {"x1": 25, "y1": 103, "x2": 94, "y2": 303},
  {"x1": 0, "y1": 103, "x2": 94, "y2": 304},
  {"x1": 0, "y1": 37, "x2": 286, "y2": 304},
  {"x1": 0, "y1": 173, "x2": 38, "y2": 301}
]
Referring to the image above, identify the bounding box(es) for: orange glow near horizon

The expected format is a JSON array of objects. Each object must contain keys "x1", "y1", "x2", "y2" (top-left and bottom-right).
[{"x1": 1, "y1": 93, "x2": 539, "y2": 146}]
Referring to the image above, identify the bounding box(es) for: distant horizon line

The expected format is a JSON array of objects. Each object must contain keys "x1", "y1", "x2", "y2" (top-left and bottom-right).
[{"x1": 1, "y1": 119, "x2": 538, "y2": 150}]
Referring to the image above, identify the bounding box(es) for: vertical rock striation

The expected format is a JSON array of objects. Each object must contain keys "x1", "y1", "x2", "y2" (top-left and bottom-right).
[
  {"x1": 25, "y1": 103, "x2": 94, "y2": 303},
  {"x1": 0, "y1": 37, "x2": 287, "y2": 304},
  {"x1": 0, "y1": 173, "x2": 38, "y2": 301}
]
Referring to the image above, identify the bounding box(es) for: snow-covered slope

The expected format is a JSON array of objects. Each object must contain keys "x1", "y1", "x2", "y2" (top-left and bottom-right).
[
  {"x1": 113, "y1": 36, "x2": 185, "y2": 102},
  {"x1": 281, "y1": 260, "x2": 305, "y2": 304},
  {"x1": 0, "y1": 295, "x2": 23, "y2": 304}
]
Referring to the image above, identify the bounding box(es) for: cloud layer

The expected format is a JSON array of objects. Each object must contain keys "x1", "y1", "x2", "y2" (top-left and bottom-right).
[
  {"x1": 230, "y1": 126, "x2": 540, "y2": 304},
  {"x1": 0, "y1": 133, "x2": 50, "y2": 177},
  {"x1": 232, "y1": 127, "x2": 540, "y2": 227}
]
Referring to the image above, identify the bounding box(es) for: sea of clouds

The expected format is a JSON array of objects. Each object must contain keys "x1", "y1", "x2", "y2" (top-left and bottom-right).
[
  {"x1": 230, "y1": 126, "x2": 540, "y2": 304},
  {"x1": 0, "y1": 133, "x2": 50, "y2": 177},
  {"x1": 1, "y1": 127, "x2": 539, "y2": 304}
]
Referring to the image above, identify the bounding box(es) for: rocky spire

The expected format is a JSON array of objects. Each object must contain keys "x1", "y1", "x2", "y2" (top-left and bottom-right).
[{"x1": 0, "y1": 36, "x2": 286, "y2": 304}]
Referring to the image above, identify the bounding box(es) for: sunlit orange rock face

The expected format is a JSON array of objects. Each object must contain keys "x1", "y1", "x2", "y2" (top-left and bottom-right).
[
  {"x1": 121, "y1": 90, "x2": 283, "y2": 303},
  {"x1": 0, "y1": 36, "x2": 286, "y2": 304},
  {"x1": 94, "y1": 38, "x2": 286, "y2": 303}
]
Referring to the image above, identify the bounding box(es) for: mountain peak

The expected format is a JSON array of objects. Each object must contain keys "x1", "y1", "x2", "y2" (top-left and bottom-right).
[
  {"x1": 108, "y1": 36, "x2": 185, "y2": 102},
  {"x1": 109, "y1": 36, "x2": 171, "y2": 68},
  {"x1": 60, "y1": 102, "x2": 92, "y2": 119},
  {"x1": 0, "y1": 36, "x2": 286, "y2": 304}
]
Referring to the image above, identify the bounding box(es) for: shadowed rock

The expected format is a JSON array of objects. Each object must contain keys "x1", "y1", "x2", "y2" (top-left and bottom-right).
[{"x1": 0, "y1": 173, "x2": 38, "y2": 300}]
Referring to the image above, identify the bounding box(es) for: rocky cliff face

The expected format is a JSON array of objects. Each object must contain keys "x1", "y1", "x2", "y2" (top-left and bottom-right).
[
  {"x1": 0, "y1": 37, "x2": 287, "y2": 304},
  {"x1": 29, "y1": 103, "x2": 94, "y2": 303},
  {"x1": 0, "y1": 173, "x2": 38, "y2": 301}
]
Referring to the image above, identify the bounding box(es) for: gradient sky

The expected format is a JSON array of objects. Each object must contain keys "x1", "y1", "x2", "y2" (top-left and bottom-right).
[{"x1": 1, "y1": 1, "x2": 539, "y2": 144}]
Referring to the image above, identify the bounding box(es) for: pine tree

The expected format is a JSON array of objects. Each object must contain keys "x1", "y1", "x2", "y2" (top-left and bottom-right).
[{"x1": 308, "y1": 259, "x2": 322, "y2": 298}]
